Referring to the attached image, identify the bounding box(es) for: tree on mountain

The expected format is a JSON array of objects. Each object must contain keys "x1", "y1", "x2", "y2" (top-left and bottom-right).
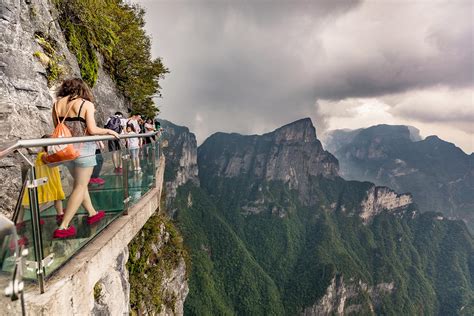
[{"x1": 53, "y1": 0, "x2": 168, "y2": 117}]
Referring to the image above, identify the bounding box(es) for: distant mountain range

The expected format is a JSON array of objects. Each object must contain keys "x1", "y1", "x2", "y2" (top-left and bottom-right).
[
  {"x1": 324, "y1": 125, "x2": 474, "y2": 232},
  {"x1": 160, "y1": 118, "x2": 473, "y2": 315}
]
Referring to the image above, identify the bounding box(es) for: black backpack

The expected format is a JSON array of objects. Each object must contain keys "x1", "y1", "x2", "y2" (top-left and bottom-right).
[{"x1": 105, "y1": 116, "x2": 122, "y2": 133}]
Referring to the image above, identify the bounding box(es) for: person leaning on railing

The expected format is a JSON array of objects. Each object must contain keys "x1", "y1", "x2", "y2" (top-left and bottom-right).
[{"x1": 52, "y1": 78, "x2": 119, "y2": 238}]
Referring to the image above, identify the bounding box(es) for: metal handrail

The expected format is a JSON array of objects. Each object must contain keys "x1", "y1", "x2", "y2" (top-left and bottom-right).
[{"x1": 0, "y1": 131, "x2": 159, "y2": 159}]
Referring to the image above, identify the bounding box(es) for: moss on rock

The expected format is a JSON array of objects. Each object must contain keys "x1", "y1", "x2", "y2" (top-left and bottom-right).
[{"x1": 33, "y1": 34, "x2": 65, "y2": 86}]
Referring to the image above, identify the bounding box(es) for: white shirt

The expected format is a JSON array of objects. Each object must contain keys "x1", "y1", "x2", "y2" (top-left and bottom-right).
[
  {"x1": 144, "y1": 123, "x2": 155, "y2": 132},
  {"x1": 127, "y1": 132, "x2": 140, "y2": 149},
  {"x1": 120, "y1": 118, "x2": 128, "y2": 130},
  {"x1": 128, "y1": 119, "x2": 141, "y2": 134}
]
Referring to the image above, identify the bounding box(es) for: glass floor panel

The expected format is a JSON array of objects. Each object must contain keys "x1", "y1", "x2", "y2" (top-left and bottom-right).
[{"x1": 1, "y1": 211, "x2": 123, "y2": 280}]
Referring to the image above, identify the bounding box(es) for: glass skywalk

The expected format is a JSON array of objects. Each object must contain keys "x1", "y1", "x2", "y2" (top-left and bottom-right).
[{"x1": 0, "y1": 139, "x2": 160, "y2": 284}]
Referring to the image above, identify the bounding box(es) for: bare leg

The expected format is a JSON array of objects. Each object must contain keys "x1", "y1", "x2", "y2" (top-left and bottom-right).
[
  {"x1": 112, "y1": 151, "x2": 117, "y2": 168},
  {"x1": 81, "y1": 189, "x2": 97, "y2": 216},
  {"x1": 113, "y1": 151, "x2": 122, "y2": 168},
  {"x1": 60, "y1": 166, "x2": 93, "y2": 228},
  {"x1": 54, "y1": 200, "x2": 64, "y2": 215}
]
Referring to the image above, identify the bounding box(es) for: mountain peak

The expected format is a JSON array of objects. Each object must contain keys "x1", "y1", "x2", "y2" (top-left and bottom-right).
[
  {"x1": 198, "y1": 118, "x2": 339, "y2": 205},
  {"x1": 424, "y1": 135, "x2": 442, "y2": 142},
  {"x1": 269, "y1": 118, "x2": 317, "y2": 143},
  {"x1": 358, "y1": 124, "x2": 412, "y2": 141}
]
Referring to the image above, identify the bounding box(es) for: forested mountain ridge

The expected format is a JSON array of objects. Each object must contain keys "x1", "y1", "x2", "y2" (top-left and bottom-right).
[
  {"x1": 161, "y1": 119, "x2": 473, "y2": 315},
  {"x1": 325, "y1": 125, "x2": 474, "y2": 232}
]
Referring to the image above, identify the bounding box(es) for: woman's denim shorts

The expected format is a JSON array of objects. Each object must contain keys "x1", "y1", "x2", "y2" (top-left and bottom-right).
[{"x1": 69, "y1": 142, "x2": 97, "y2": 168}]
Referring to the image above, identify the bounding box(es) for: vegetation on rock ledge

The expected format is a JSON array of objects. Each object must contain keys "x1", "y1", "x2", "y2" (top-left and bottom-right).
[
  {"x1": 127, "y1": 212, "x2": 187, "y2": 315},
  {"x1": 33, "y1": 33, "x2": 65, "y2": 86},
  {"x1": 53, "y1": 0, "x2": 168, "y2": 117}
]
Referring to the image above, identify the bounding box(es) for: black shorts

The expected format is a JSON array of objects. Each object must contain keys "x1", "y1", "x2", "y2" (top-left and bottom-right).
[{"x1": 108, "y1": 139, "x2": 121, "y2": 152}]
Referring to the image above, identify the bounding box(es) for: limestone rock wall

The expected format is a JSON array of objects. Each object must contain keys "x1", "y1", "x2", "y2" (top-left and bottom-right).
[
  {"x1": 128, "y1": 213, "x2": 189, "y2": 315},
  {"x1": 158, "y1": 120, "x2": 199, "y2": 215},
  {"x1": 360, "y1": 186, "x2": 413, "y2": 223},
  {"x1": 92, "y1": 248, "x2": 131, "y2": 315},
  {"x1": 157, "y1": 259, "x2": 188, "y2": 316},
  {"x1": 302, "y1": 275, "x2": 395, "y2": 315},
  {"x1": 0, "y1": 0, "x2": 129, "y2": 215}
]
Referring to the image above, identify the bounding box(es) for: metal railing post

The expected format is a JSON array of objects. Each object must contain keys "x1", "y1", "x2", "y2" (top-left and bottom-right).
[
  {"x1": 122, "y1": 151, "x2": 130, "y2": 215},
  {"x1": 150, "y1": 141, "x2": 156, "y2": 188},
  {"x1": 26, "y1": 166, "x2": 45, "y2": 293},
  {"x1": 12, "y1": 165, "x2": 30, "y2": 224}
]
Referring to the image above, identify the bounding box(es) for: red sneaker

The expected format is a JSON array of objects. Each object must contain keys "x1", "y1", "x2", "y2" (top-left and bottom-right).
[
  {"x1": 94, "y1": 177, "x2": 105, "y2": 185},
  {"x1": 15, "y1": 221, "x2": 26, "y2": 230},
  {"x1": 87, "y1": 211, "x2": 105, "y2": 224},
  {"x1": 53, "y1": 226, "x2": 76, "y2": 238},
  {"x1": 9, "y1": 236, "x2": 28, "y2": 251}
]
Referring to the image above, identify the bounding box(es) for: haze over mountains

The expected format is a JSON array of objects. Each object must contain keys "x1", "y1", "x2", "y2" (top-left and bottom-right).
[
  {"x1": 324, "y1": 125, "x2": 474, "y2": 232},
  {"x1": 160, "y1": 118, "x2": 473, "y2": 315}
]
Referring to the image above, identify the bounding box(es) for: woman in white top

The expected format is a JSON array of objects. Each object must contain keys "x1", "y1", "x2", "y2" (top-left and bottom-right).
[{"x1": 126, "y1": 124, "x2": 142, "y2": 171}]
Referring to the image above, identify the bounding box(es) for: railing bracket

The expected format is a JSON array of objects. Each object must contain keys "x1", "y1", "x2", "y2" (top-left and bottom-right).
[
  {"x1": 26, "y1": 177, "x2": 48, "y2": 188},
  {"x1": 25, "y1": 253, "x2": 54, "y2": 272}
]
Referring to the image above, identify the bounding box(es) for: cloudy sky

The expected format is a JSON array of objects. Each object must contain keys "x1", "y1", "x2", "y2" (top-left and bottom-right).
[{"x1": 135, "y1": 0, "x2": 473, "y2": 153}]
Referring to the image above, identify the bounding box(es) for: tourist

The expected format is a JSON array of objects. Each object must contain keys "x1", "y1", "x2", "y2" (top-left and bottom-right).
[
  {"x1": 89, "y1": 141, "x2": 105, "y2": 185},
  {"x1": 126, "y1": 124, "x2": 142, "y2": 172},
  {"x1": 52, "y1": 78, "x2": 119, "y2": 238},
  {"x1": 21, "y1": 135, "x2": 65, "y2": 222},
  {"x1": 127, "y1": 113, "x2": 141, "y2": 136},
  {"x1": 154, "y1": 118, "x2": 161, "y2": 131},
  {"x1": 144, "y1": 118, "x2": 155, "y2": 143},
  {"x1": 105, "y1": 111, "x2": 124, "y2": 173}
]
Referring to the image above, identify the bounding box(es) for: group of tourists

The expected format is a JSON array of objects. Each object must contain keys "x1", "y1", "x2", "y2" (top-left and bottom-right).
[
  {"x1": 99, "y1": 111, "x2": 160, "y2": 179},
  {"x1": 18, "y1": 78, "x2": 162, "y2": 240}
]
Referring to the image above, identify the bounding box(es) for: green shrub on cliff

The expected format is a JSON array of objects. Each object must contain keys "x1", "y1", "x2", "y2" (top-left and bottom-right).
[
  {"x1": 53, "y1": 0, "x2": 168, "y2": 117},
  {"x1": 33, "y1": 34, "x2": 65, "y2": 86},
  {"x1": 127, "y1": 213, "x2": 187, "y2": 315}
]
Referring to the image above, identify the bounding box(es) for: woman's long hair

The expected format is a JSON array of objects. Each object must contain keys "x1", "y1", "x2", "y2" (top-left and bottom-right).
[{"x1": 56, "y1": 78, "x2": 94, "y2": 102}]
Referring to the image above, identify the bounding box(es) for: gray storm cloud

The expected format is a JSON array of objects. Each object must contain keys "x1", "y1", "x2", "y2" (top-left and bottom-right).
[{"x1": 135, "y1": 0, "x2": 473, "y2": 150}]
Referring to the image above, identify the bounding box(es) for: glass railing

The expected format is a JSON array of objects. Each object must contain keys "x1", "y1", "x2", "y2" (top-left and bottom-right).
[
  {"x1": 0, "y1": 134, "x2": 161, "y2": 293},
  {"x1": 0, "y1": 214, "x2": 26, "y2": 311}
]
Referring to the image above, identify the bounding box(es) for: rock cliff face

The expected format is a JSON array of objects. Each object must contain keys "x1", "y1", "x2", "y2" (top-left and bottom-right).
[
  {"x1": 325, "y1": 124, "x2": 474, "y2": 231},
  {"x1": 0, "y1": 0, "x2": 129, "y2": 215},
  {"x1": 158, "y1": 120, "x2": 199, "y2": 215},
  {"x1": 92, "y1": 248, "x2": 130, "y2": 315},
  {"x1": 128, "y1": 213, "x2": 189, "y2": 315},
  {"x1": 359, "y1": 186, "x2": 413, "y2": 223},
  {"x1": 302, "y1": 275, "x2": 395, "y2": 316},
  {"x1": 198, "y1": 118, "x2": 338, "y2": 205}
]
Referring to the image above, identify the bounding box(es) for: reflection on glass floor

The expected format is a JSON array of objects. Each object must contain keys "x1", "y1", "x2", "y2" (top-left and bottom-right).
[
  {"x1": 2, "y1": 212, "x2": 122, "y2": 279},
  {"x1": 1, "y1": 145, "x2": 159, "y2": 281}
]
